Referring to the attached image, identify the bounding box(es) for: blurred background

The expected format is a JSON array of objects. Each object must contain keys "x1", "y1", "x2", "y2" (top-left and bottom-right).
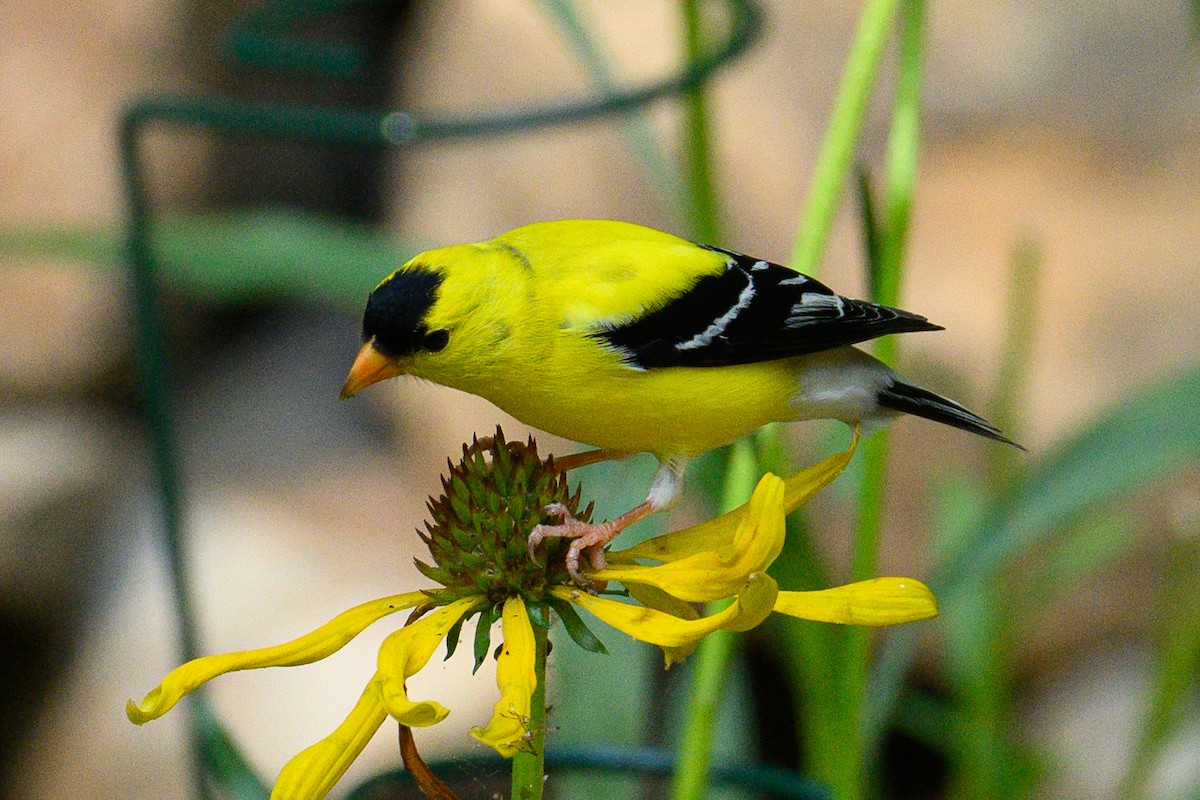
[{"x1": 2, "y1": 1, "x2": 1199, "y2": 798}]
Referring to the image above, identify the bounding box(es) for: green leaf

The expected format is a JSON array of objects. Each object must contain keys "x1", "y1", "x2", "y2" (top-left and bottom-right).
[
  {"x1": 855, "y1": 166, "x2": 883, "y2": 295},
  {"x1": 1119, "y1": 545, "x2": 1200, "y2": 800},
  {"x1": 152, "y1": 210, "x2": 416, "y2": 310},
  {"x1": 0, "y1": 212, "x2": 418, "y2": 310},
  {"x1": 987, "y1": 235, "x2": 1043, "y2": 484},
  {"x1": 194, "y1": 698, "x2": 270, "y2": 800},
  {"x1": 473, "y1": 604, "x2": 498, "y2": 674},
  {"x1": 1016, "y1": 511, "x2": 1137, "y2": 609},
  {"x1": 413, "y1": 558, "x2": 451, "y2": 586},
  {"x1": 549, "y1": 597, "x2": 608, "y2": 655},
  {"x1": 939, "y1": 365, "x2": 1200, "y2": 589},
  {"x1": 526, "y1": 601, "x2": 553, "y2": 631},
  {"x1": 444, "y1": 610, "x2": 469, "y2": 661},
  {"x1": 868, "y1": 364, "x2": 1200, "y2": 759},
  {"x1": 789, "y1": 0, "x2": 903, "y2": 276}
]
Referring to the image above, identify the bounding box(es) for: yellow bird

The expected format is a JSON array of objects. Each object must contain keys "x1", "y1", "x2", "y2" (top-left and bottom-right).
[{"x1": 342, "y1": 219, "x2": 1015, "y2": 578}]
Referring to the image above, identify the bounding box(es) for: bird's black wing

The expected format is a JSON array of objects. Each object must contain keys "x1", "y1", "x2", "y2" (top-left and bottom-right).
[{"x1": 595, "y1": 244, "x2": 943, "y2": 369}]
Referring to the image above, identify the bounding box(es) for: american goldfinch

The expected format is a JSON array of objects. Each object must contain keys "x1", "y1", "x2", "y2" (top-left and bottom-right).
[{"x1": 342, "y1": 219, "x2": 1015, "y2": 578}]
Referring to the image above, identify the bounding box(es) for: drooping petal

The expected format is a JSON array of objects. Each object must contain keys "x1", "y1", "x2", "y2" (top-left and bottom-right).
[
  {"x1": 471, "y1": 595, "x2": 536, "y2": 756},
  {"x1": 773, "y1": 577, "x2": 938, "y2": 626},
  {"x1": 127, "y1": 592, "x2": 427, "y2": 724},
  {"x1": 377, "y1": 596, "x2": 483, "y2": 726},
  {"x1": 624, "y1": 582, "x2": 700, "y2": 621},
  {"x1": 553, "y1": 574, "x2": 778, "y2": 666},
  {"x1": 270, "y1": 674, "x2": 388, "y2": 800},
  {"x1": 595, "y1": 474, "x2": 786, "y2": 603},
  {"x1": 612, "y1": 429, "x2": 858, "y2": 564}
]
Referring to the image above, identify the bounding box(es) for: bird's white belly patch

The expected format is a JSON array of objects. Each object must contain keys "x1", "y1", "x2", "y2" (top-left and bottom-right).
[{"x1": 787, "y1": 348, "x2": 894, "y2": 423}]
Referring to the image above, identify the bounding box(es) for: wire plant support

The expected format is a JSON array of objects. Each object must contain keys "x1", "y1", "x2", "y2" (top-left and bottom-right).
[{"x1": 119, "y1": 1, "x2": 761, "y2": 796}]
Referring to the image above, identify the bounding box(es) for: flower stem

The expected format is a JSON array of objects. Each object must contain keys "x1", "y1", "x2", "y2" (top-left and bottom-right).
[
  {"x1": 669, "y1": 624, "x2": 737, "y2": 800},
  {"x1": 510, "y1": 620, "x2": 549, "y2": 800},
  {"x1": 669, "y1": 438, "x2": 758, "y2": 800}
]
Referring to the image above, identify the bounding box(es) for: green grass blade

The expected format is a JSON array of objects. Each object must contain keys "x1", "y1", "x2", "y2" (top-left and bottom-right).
[
  {"x1": 939, "y1": 364, "x2": 1200, "y2": 587},
  {"x1": 195, "y1": 699, "x2": 271, "y2": 800},
  {"x1": 872, "y1": 0, "x2": 924, "y2": 305},
  {"x1": 789, "y1": 0, "x2": 900, "y2": 275},
  {"x1": 537, "y1": 0, "x2": 691, "y2": 229},
  {"x1": 869, "y1": 364, "x2": 1200, "y2": 767},
  {"x1": 670, "y1": 437, "x2": 757, "y2": 800},
  {"x1": 680, "y1": 0, "x2": 723, "y2": 243},
  {"x1": 841, "y1": 2, "x2": 925, "y2": 793},
  {"x1": 152, "y1": 210, "x2": 415, "y2": 310},
  {"x1": 987, "y1": 235, "x2": 1043, "y2": 486},
  {"x1": 939, "y1": 587, "x2": 1021, "y2": 800},
  {"x1": 1118, "y1": 545, "x2": 1200, "y2": 800},
  {"x1": 856, "y1": 166, "x2": 883, "y2": 295},
  {"x1": 0, "y1": 212, "x2": 417, "y2": 310},
  {"x1": 0, "y1": 224, "x2": 120, "y2": 265}
]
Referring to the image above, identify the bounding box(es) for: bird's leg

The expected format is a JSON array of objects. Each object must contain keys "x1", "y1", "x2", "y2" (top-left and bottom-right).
[
  {"x1": 528, "y1": 457, "x2": 687, "y2": 582},
  {"x1": 549, "y1": 448, "x2": 628, "y2": 472}
]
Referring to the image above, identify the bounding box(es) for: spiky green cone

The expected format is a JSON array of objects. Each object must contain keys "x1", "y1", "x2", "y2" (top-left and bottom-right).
[{"x1": 416, "y1": 427, "x2": 593, "y2": 606}]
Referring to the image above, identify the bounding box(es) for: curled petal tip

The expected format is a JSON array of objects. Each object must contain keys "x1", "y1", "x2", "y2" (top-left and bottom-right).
[
  {"x1": 125, "y1": 699, "x2": 144, "y2": 725},
  {"x1": 381, "y1": 693, "x2": 451, "y2": 727},
  {"x1": 126, "y1": 692, "x2": 162, "y2": 725}
]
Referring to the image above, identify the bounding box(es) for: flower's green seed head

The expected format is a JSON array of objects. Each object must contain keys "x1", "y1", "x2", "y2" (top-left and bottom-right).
[{"x1": 417, "y1": 427, "x2": 591, "y2": 604}]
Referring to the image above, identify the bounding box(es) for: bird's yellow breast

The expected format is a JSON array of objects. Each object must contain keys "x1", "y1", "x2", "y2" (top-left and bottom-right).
[
  {"x1": 492, "y1": 357, "x2": 804, "y2": 457},
  {"x1": 418, "y1": 312, "x2": 802, "y2": 457},
  {"x1": 404, "y1": 220, "x2": 803, "y2": 455}
]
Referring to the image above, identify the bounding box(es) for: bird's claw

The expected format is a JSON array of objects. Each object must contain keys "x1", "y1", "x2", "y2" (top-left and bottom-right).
[
  {"x1": 542, "y1": 502, "x2": 571, "y2": 520},
  {"x1": 527, "y1": 503, "x2": 575, "y2": 559},
  {"x1": 528, "y1": 504, "x2": 617, "y2": 583}
]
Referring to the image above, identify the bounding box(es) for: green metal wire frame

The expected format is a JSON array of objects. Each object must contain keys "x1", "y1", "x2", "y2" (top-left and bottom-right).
[
  {"x1": 119, "y1": 0, "x2": 764, "y2": 794},
  {"x1": 122, "y1": 0, "x2": 761, "y2": 661},
  {"x1": 346, "y1": 745, "x2": 832, "y2": 800}
]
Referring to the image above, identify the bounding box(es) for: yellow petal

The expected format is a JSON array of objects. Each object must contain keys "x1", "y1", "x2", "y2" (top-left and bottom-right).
[
  {"x1": 377, "y1": 596, "x2": 483, "y2": 726},
  {"x1": 126, "y1": 592, "x2": 427, "y2": 724},
  {"x1": 614, "y1": 429, "x2": 858, "y2": 563},
  {"x1": 773, "y1": 577, "x2": 938, "y2": 626},
  {"x1": 595, "y1": 474, "x2": 786, "y2": 602},
  {"x1": 625, "y1": 583, "x2": 700, "y2": 621},
  {"x1": 471, "y1": 596, "x2": 536, "y2": 756},
  {"x1": 270, "y1": 673, "x2": 388, "y2": 800},
  {"x1": 553, "y1": 574, "x2": 777, "y2": 663}
]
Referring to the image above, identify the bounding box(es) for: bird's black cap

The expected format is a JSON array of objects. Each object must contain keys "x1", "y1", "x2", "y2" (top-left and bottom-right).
[{"x1": 362, "y1": 268, "x2": 444, "y2": 358}]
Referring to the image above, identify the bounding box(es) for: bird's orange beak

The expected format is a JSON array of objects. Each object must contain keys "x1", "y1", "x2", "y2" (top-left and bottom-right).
[{"x1": 340, "y1": 340, "x2": 406, "y2": 399}]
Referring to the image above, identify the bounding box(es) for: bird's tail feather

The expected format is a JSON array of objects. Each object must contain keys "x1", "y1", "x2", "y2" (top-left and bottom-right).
[{"x1": 878, "y1": 381, "x2": 1024, "y2": 449}]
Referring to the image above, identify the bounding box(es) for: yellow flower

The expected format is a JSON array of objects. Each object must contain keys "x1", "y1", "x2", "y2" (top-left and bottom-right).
[
  {"x1": 126, "y1": 429, "x2": 937, "y2": 800},
  {"x1": 551, "y1": 435, "x2": 938, "y2": 666},
  {"x1": 470, "y1": 595, "x2": 537, "y2": 756}
]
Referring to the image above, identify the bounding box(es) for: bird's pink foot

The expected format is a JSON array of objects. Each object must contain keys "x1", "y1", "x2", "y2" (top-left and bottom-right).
[{"x1": 529, "y1": 503, "x2": 622, "y2": 582}]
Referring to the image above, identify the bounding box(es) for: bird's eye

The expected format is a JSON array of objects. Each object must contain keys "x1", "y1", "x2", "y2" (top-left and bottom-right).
[{"x1": 423, "y1": 328, "x2": 450, "y2": 352}]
